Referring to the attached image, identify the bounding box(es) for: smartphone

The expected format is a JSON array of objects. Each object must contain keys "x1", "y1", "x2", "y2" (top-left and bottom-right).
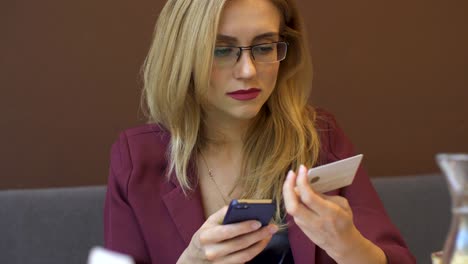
[
  {"x1": 307, "y1": 154, "x2": 363, "y2": 193},
  {"x1": 222, "y1": 199, "x2": 276, "y2": 226}
]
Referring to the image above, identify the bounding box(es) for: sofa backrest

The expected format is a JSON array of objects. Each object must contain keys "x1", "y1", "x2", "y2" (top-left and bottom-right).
[
  {"x1": 0, "y1": 174, "x2": 451, "y2": 264},
  {"x1": 0, "y1": 186, "x2": 105, "y2": 264},
  {"x1": 372, "y1": 174, "x2": 451, "y2": 263}
]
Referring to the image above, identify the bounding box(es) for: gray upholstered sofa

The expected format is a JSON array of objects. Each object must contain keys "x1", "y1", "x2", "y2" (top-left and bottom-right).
[{"x1": 0, "y1": 174, "x2": 450, "y2": 264}]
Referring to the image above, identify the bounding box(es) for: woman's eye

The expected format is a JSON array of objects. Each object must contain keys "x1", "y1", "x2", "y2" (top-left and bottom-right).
[
  {"x1": 256, "y1": 45, "x2": 274, "y2": 54},
  {"x1": 214, "y1": 47, "x2": 234, "y2": 57}
]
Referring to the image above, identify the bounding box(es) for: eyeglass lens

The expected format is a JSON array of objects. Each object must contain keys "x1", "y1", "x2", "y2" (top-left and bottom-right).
[{"x1": 213, "y1": 42, "x2": 287, "y2": 66}]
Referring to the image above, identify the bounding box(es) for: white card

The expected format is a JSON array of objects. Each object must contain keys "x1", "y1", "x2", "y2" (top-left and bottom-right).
[
  {"x1": 87, "y1": 247, "x2": 135, "y2": 264},
  {"x1": 307, "y1": 154, "x2": 363, "y2": 193}
]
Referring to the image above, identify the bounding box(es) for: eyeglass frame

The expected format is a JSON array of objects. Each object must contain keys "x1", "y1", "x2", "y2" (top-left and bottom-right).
[{"x1": 212, "y1": 41, "x2": 289, "y2": 66}]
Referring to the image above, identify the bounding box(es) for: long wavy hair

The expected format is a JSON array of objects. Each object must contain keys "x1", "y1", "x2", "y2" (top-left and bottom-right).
[{"x1": 142, "y1": 0, "x2": 320, "y2": 224}]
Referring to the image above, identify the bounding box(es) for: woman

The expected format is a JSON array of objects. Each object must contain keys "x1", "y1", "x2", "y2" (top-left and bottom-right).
[{"x1": 104, "y1": 0, "x2": 415, "y2": 263}]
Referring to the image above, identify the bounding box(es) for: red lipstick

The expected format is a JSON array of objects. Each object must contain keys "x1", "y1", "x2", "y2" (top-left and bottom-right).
[{"x1": 226, "y1": 88, "x2": 261, "y2": 101}]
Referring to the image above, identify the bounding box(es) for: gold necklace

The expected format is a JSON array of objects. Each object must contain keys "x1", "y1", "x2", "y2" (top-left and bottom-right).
[{"x1": 199, "y1": 151, "x2": 231, "y2": 205}]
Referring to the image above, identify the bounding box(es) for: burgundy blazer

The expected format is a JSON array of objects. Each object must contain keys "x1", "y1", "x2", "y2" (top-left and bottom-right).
[{"x1": 104, "y1": 110, "x2": 416, "y2": 264}]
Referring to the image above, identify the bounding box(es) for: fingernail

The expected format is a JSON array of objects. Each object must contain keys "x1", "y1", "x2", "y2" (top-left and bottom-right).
[
  {"x1": 252, "y1": 221, "x2": 262, "y2": 230},
  {"x1": 268, "y1": 225, "x2": 279, "y2": 234},
  {"x1": 287, "y1": 170, "x2": 293, "y2": 179},
  {"x1": 299, "y1": 165, "x2": 307, "y2": 174}
]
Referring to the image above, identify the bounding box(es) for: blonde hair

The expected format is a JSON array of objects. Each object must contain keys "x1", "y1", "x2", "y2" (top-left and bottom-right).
[
  {"x1": 142, "y1": 0, "x2": 225, "y2": 189},
  {"x1": 142, "y1": 0, "x2": 320, "y2": 225}
]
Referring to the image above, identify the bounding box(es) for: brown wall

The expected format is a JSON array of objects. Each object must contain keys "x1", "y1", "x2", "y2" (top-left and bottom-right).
[{"x1": 1, "y1": 0, "x2": 467, "y2": 189}]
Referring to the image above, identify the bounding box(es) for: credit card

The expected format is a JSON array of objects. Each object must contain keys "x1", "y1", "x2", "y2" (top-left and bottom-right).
[{"x1": 307, "y1": 154, "x2": 363, "y2": 193}]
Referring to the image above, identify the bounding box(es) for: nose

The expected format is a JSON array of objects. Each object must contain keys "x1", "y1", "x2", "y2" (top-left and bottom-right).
[{"x1": 233, "y1": 50, "x2": 256, "y2": 80}]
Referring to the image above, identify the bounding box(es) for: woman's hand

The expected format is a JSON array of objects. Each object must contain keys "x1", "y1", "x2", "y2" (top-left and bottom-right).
[
  {"x1": 177, "y1": 206, "x2": 278, "y2": 264},
  {"x1": 283, "y1": 165, "x2": 387, "y2": 264}
]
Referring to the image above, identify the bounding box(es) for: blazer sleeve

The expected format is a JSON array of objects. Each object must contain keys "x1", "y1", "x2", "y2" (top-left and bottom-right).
[
  {"x1": 318, "y1": 111, "x2": 416, "y2": 264},
  {"x1": 104, "y1": 132, "x2": 151, "y2": 264}
]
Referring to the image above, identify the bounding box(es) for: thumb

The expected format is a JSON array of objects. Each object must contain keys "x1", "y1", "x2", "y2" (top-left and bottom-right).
[{"x1": 206, "y1": 205, "x2": 229, "y2": 225}]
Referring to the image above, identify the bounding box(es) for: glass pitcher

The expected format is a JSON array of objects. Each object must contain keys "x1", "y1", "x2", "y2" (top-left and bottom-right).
[{"x1": 437, "y1": 153, "x2": 468, "y2": 264}]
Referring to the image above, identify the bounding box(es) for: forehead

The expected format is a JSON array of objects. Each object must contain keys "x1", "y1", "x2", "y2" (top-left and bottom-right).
[{"x1": 217, "y1": 0, "x2": 281, "y2": 42}]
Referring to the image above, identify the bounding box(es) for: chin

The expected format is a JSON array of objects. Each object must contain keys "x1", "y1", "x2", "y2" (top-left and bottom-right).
[{"x1": 232, "y1": 107, "x2": 263, "y2": 120}]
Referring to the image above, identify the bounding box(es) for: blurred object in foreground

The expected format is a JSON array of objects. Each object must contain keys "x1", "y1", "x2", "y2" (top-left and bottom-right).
[{"x1": 437, "y1": 154, "x2": 468, "y2": 264}]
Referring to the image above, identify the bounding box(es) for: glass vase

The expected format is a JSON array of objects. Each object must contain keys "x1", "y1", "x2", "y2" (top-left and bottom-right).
[{"x1": 437, "y1": 153, "x2": 468, "y2": 264}]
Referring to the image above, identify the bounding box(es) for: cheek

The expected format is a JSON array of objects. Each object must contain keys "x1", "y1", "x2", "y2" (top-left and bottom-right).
[
  {"x1": 260, "y1": 64, "x2": 280, "y2": 88},
  {"x1": 209, "y1": 67, "x2": 227, "y2": 91},
  {"x1": 209, "y1": 68, "x2": 218, "y2": 89}
]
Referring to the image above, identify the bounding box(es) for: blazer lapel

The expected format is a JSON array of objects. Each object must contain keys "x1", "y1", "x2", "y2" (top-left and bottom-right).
[
  {"x1": 162, "y1": 170, "x2": 205, "y2": 246},
  {"x1": 287, "y1": 214, "x2": 317, "y2": 264}
]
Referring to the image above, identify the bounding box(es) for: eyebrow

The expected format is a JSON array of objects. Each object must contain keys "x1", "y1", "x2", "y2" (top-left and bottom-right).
[{"x1": 216, "y1": 32, "x2": 281, "y2": 44}]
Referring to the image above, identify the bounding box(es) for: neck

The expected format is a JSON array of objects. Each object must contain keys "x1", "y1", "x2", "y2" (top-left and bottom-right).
[
  {"x1": 197, "y1": 131, "x2": 245, "y2": 204},
  {"x1": 202, "y1": 114, "x2": 252, "y2": 148}
]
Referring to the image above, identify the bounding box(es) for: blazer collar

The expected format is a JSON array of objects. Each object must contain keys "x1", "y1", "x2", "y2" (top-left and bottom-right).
[{"x1": 162, "y1": 163, "x2": 205, "y2": 245}]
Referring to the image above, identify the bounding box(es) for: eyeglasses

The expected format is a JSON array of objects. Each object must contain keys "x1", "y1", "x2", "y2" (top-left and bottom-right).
[{"x1": 213, "y1": 41, "x2": 288, "y2": 67}]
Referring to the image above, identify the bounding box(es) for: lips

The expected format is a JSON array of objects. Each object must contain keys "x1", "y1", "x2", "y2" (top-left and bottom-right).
[{"x1": 226, "y1": 88, "x2": 261, "y2": 101}]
